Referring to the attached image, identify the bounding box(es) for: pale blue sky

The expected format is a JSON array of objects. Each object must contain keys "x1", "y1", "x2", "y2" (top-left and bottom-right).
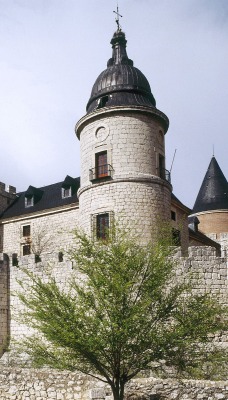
[{"x1": 1, "y1": 0, "x2": 228, "y2": 208}]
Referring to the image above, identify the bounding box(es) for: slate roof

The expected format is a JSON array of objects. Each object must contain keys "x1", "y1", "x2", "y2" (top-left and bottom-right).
[
  {"x1": 86, "y1": 30, "x2": 156, "y2": 113},
  {"x1": 0, "y1": 176, "x2": 80, "y2": 219},
  {"x1": 193, "y1": 156, "x2": 228, "y2": 213}
]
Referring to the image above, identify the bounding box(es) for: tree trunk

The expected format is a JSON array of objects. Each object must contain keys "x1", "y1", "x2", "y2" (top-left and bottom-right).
[{"x1": 111, "y1": 382, "x2": 125, "y2": 400}]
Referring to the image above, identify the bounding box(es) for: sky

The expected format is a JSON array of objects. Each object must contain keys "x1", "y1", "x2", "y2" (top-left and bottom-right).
[{"x1": 1, "y1": 0, "x2": 228, "y2": 209}]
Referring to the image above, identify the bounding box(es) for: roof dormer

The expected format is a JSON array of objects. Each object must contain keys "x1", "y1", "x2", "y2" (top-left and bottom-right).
[
  {"x1": 24, "y1": 186, "x2": 43, "y2": 208},
  {"x1": 61, "y1": 176, "x2": 77, "y2": 199}
]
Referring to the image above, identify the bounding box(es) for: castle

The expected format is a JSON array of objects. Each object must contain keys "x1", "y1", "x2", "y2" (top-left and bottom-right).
[{"x1": 0, "y1": 27, "x2": 227, "y2": 359}]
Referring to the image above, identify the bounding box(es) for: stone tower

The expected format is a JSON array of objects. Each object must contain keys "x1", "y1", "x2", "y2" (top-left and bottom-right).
[
  {"x1": 75, "y1": 29, "x2": 171, "y2": 242},
  {"x1": 190, "y1": 156, "x2": 228, "y2": 252}
]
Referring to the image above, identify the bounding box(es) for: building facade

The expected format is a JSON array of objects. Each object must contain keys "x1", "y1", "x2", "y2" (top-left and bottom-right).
[{"x1": 0, "y1": 28, "x2": 227, "y2": 357}]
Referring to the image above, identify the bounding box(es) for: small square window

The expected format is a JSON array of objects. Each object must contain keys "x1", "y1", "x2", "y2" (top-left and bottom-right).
[
  {"x1": 171, "y1": 211, "x2": 176, "y2": 221},
  {"x1": 23, "y1": 225, "x2": 31, "y2": 237},
  {"x1": 62, "y1": 187, "x2": 72, "y2": 198},
  {"x1": 25, "y1": 196, "x2": 34, "y2": 208},
  {"x1": 23, "y1": 244, "x2": 31, "y2": 256},
  {"x1": 58, "y1": 252, "x2": 63, "y2": 262},
  {"x1": 12, "y1": 253, "x2": 18, "y2": 267}
]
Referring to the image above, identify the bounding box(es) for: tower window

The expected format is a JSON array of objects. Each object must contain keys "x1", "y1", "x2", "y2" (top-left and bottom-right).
[
  {"x1": 159, "y1": 154, "x2": 165, "y2": 179},
  {"x1": 89, "y1": 151, "x2": 113, "y2": 181},
  {"x1": 96, "y1": 151, "x2": 108, "y2": 178},
  {"x1": 96, "y1": 213, "x2": 109, "y2": 240},
  {"x1": 97, "y1": 96, "x2": 109, "y2": 109},
  {"x1": 171, "y1": 211, "x2": 176, "y2": 221}
]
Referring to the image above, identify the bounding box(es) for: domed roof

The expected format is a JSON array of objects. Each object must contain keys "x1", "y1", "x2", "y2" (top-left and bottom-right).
[
  {"x1": 86, "y1": 30, "x2": 156, "y2": 113},
  {"x1": 193, "y1": 156, "x2": 228, "y2": 213}
]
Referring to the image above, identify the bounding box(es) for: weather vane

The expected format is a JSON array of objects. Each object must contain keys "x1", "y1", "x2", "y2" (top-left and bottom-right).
[{"x1": 113, "y1": 2, "x2": 123, "y2": 31}]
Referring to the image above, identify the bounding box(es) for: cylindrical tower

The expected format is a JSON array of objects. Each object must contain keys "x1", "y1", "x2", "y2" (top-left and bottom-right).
[{"x1": 76, "y1": 30, "x2": 171, "y2": 242}]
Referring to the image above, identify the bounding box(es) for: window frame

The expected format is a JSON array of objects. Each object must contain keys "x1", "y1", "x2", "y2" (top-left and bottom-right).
[
  {"x1": 23, "y1": 225, "x2": 31, "y2": 237},
  {"x1": 171, "y1": 211, "x2": 176, "y2": 221},
  {"x1": 22, "y1": 244, "x2": 31, "y2": 256},
  {"x1": 25, "y1": 196, "x2": 34, "y2": 208},
  {"x1": 62, "y1": 187, "x2": 72, "y2": 199},
  {"x1": 158, "y1": 153, "x2": 165, "y2": 180},
  {"x1": 95, "y1": 151, "x2": 108, "y2": 179},
  {"x1": 96, "y1": 213, "x2": 109, "y2": 240},
  {"x1": 92, "y1": 211, "x2": 114, "y2": 241}
]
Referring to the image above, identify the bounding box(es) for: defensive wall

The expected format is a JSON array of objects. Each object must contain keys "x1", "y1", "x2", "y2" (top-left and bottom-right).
[
  {"x1": 0, "y1": 246, "x2": 227, "y2": 399},
  {"x1": 0, "y1": 245, "x2": 226, "y2": 345},
  {"x1": 0, "y1": 368, "x2": 227, "y2": 400}
]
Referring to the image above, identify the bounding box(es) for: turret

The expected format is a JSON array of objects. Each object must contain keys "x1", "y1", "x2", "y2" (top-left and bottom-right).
[
  {"x1": 190, "y1": 156, "x2": 228, "y2": 251},
  {"x1": 76, "y1": 29, "x2": 171, "y2": 243}
]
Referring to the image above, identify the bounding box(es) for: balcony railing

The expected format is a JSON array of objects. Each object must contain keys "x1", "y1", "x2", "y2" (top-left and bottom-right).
[
  {"x1": 89, "y1": 164, "x2": 114, "y2": 182},
  {"x1": 160, "y1": 168, "x2": 171, "y2": 184}
]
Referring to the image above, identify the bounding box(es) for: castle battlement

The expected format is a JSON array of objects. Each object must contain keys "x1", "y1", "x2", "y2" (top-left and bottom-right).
[
  {"x1": 0, "y1": 182, "x2": 16, "y2": 216},
  {"x1": 0, "y1": 182, "x2": 16, "y2": 195}
]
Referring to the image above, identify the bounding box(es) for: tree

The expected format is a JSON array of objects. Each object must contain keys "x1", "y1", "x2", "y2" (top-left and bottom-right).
[{"x1": 16, "y1": 228, "x2": 227, "y2": 400}]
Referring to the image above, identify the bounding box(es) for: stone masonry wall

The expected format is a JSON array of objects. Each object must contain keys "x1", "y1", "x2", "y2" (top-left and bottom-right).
[
  {"x1": 2, "y1": 206, "x2": 80, "y2": 259},
  {"x1": 0, "y1": 182, "x2": 16, "y2": 215},
  {"x1": 78, "y1": 111, "x2": 167, "y2": 189},
  {"x1": 79, "y1": 180, "x2": 171, "y2": 242},
  {"x1": 0, "y1": 246, "x2": 227, "y2": 398},
  {"x1": 0, "y1": 257, "x2": 9, "y2": 353},
  {"x1": 78, "y1": 110, "x2": 171, "y2": 240},
  {"x1": 181, "y1": 246, "x2": 227, "y2": 308},
  {"x1": 8, "y1": 255, "x2": 75, "y2": 341},
  {"x1": 1, "y1": 245, "x2": 226, "y2": 351},
  {"x1": 0, "y1": 207, "x2": 79, "y2": 343},
  {"x1": 195, "y1": 211, "x2": 228, "y2": 237},
  {"x1": 0, "y1": 368, "x2": 227, "y2": 400}
]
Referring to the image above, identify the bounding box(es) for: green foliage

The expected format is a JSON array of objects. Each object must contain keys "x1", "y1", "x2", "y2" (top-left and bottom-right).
[{"x1": 16, "y1": 228, "x2": 227, "y2": 400}]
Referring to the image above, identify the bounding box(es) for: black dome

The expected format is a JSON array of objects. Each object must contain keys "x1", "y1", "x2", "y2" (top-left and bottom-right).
[{"x1": 86, "y1": 30, "x2": 156, "y2": 113}]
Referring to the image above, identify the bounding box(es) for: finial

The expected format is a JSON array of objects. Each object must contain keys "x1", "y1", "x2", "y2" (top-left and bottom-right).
[
  {"x1": 113, "y1": 2, "x2": 123, "y2": 31},
  {"x1": 213, "y1": 144, "x2": 215, "y2": 157}
]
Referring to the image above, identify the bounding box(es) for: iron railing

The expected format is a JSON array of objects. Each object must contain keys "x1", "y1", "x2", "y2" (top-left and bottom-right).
[
  {"x1": 89, "y1": 164, "x2": 114, "y2": 181},
  {"x1": 160, "y1": 168, "x2": 171, "y2": 183}
]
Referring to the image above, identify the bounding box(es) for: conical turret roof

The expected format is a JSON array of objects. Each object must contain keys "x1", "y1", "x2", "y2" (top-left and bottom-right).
[
  {"x1": 193, "y1": 156, "x2": 228, "y2": 213},
  {"x1": 86, "y1": 30, "x2": 156, "y2": 114}
]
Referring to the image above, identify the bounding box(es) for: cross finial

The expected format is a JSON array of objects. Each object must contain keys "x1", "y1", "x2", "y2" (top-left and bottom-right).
[{"x1": 113, "y1": 2, "x2": 123, "y2": 31}]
